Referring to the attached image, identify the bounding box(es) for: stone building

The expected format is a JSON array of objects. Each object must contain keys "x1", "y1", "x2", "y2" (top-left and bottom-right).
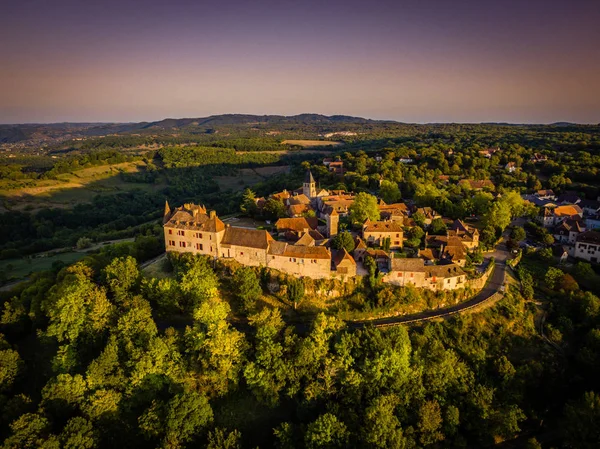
[
  {"x1": 385, "y1": 258, "x2": 467, "y2": 291},
  {"x1": 362, "y1": 219, "x2": 404, "y2": 249}
]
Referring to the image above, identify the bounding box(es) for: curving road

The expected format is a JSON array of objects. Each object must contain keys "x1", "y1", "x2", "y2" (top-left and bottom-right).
[{"x1": 348, "y1": 228, "x2": 511, "y2": 328}]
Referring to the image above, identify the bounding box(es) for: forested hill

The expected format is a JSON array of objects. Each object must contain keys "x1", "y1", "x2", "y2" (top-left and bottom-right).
[{"x1": 0, "y1": 114, "x2": 390, "y2": 143}]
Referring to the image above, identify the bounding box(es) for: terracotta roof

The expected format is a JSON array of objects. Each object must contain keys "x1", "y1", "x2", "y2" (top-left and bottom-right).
[
  {"x1": 536, "y1": 189, "x2": 555, "y2": 196},
  {"x1": 282, "y1": 245, "x2": 331, "y2": 260},
  {"x1": 332, "y1": 249, "x2": 356, "y2": 267},
  {"x1": 288, "y1": 194, "x2": 311, "y2": 205},
  {"x1": 365, "y1": 249, "x2": 390, "y2": 259},
  {"x1": 390, "y1": 258, "x2": 425, "y2": 272},
  {"x1": 268, "y1": 241, "x2": 287, "y2": 255},
  {"x1": 309, "y1": 229, "x2": 325, "y2": 240},
  {"x1": 354, "y1": 237, "x2": 367, "y2": 250},
  {"x1": 426, "y1": 264, "x2": 465, "y2": 277},
  {"x1": 419, "y1": 248, "x2": 438, "y2": 261},
  {"x1": 450, "y1": 219, "x2": 469, "y2": 233},
  {"x1": 363, "y1": 220, "x2": 404, "y2": 233},
  {"x1": 554, "y1": 205, "x2": 583, "y2": 217},
  {"x1": 221, "y1": 227, "x2": 274, "y2": 249},
  {"x1": 288, "y1": 204, "x2": 311, "y2": 216},
  {"x1": 272, "y1": 190, "x2": 291, "y2": 201},
  {"x1": 295, "y1": 233, "x2": 315, "y2": 246},
  {"x1": 276, "y1": 217, "x2": 318, "y2": 232}
]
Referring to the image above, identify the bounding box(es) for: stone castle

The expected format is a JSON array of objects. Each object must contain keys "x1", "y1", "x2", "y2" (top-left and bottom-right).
[{"x1": 163, "y1": 169, "x2": 480, "y2": 290}]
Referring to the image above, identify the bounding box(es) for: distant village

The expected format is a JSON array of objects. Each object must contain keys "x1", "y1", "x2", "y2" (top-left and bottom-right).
[{"x1": 163, "y1": 168, "x2": 481, "y2": 291}]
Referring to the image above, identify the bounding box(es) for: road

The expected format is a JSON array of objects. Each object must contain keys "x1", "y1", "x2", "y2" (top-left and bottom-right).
[{"x1": 348, "y1": 224, "x2": 512, "y2": 328}]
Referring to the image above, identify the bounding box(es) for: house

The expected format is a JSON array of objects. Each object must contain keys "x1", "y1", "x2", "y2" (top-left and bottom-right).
[
  {"x1": 267, "y1": 242, "x2": 332, "y2": 278},
  {"x1": 574, "y1": 231, "x2": 600, "y2": 263},
  {"x1": 531, "y1": 153, "x2": 548, "y2": 163},
  {"x1": 220, "y1": 226, "x2": 274, "y2": 266},
  {"x1": 275, "y1": 217, "x2": 319, "y2": 240},
  {"x1": 553, "y1": 218, "x2": 586, "y2": 245},
  {"x1": 424, "y1": 235, "x2": 468, "y2": 266},
  {"x1": 538, "y1": 205, "x2": 584, "y2": 227},
  {"x1": 412, "y1": 207, "x2": 441, "y2": 226},
  {"x1": 385, "y1": 258, "x2": 467, "y2": 291},
  {"x1": 332, "y1": 249, "x2": 357, "y2": 277},
  {"x1": 579, "y1": 199, "x2": 600, "y2": 216},
  {"x1": 362, "y1": 219, "x2": 404, "y2": 249},
  {"x1": 328, "y1": 161, "x2": 344, "y2": 175},
  {"x1": 378, "y1": 201, "x2": 408, "y2": 222},
  {"x1": 479, "y1": 147, "x2": 501, "y2": 158},
  {"x1": 535, "y1": 189, "x2": 556, "y2": 200},
  {"x1": 448, "y1": 219, "x2": 480, "y2": 249},
  {"x1": 556, "y1": 192, "x2": 581, "y2": 205},
  {"x1": 585, "y1": 215, "x2": 600, "y2": 231},
  {"x1": 505, "y1": 162, "x2": 517, "y2": 173}
]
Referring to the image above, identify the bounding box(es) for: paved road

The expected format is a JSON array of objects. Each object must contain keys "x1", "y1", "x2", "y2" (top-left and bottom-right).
[{"x1": 348, "y1": 225, "x2": 512, "y2": 328}]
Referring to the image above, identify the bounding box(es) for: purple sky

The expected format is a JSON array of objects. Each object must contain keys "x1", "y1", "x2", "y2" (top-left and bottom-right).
[{"x1": 1, "y1": 0, "x2": 599, "y2": 124}]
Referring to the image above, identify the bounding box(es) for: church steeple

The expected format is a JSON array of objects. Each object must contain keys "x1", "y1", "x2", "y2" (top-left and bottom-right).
[{"x1": 303, "y1": 170, "x2": 316, "y2": 198}]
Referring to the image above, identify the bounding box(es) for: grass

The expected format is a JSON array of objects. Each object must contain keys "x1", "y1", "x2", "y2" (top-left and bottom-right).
[
  {"x1": 0, "y1": 161, "x2": 167, "y2": 211},
  {"x1": 0, "y1": 251, "x2": 86, "y2": 281},
  {"x1": 141, "y1": 254, "x2": 173, "y2": 279},
  {"x1": 281, "y1": 139, "x2": 342, "y2": 147},
  {"x1": 214, "y1": 166, "x2": 289, "y2": 192}
]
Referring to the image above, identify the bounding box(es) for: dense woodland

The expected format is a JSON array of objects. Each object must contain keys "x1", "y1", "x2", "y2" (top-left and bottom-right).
[{"x1": 1, "y1": 118, "x2": 600, "y2": 447}]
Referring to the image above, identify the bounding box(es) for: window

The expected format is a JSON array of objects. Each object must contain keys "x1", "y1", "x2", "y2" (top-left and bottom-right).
[
  {"x1": 410, "y1": 273, "x2": 414, "y2": 278},
  {"x1": 179, "y1": 241, "x2": 186, "y2": 247},
  {"x1": 177, "y1": 230, "x2": 185, "y2": 236},
  {"x1": 168, "y1": 229, "x2": 172, "y2": 235},
  {"x1": 240, "y1": 252, "x2": 244, "y2": 256},
  {"x1": 396, "y1": 234, "x2": 399, "y2": 237},
  {"x1": 196, "y1": 243, "x2": 203, "y2": 250},
  {"x1": 168, "y1": 240, "x2": 175, "y2": 246},
  {"x1": 398, "y1": 272, "x2": 403, "y2": 277}
]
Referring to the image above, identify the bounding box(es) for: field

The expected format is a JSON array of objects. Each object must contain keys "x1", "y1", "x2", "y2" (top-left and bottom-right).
[
  {"x1": 0, "y1": 161, "x2": 166, "y2": 211},
  {"x1": 0, "y1": 251, "x2": 86, "y2": 281},
  {"x1": 281, "y1": 139, "x2": 342, "y2": 147}
]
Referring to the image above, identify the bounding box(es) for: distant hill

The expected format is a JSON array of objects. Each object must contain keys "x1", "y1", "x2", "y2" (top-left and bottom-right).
[{"x1": 0, "y1": 114, "x2": 394, "y2": 144}]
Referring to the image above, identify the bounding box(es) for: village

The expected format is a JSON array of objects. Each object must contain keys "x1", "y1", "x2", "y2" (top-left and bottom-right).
[{"x1": 163, "y1": 169, "x2": 481, "y2": 291}]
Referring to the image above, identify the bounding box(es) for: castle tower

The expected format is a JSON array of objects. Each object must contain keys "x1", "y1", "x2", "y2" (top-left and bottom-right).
[
  {"x1": 326, "y1": 209, "x2": 339, "y2": 237},
  {"x1": 303, "y1": 170, "x2": 317, "y2": 198},
  {"x1": 163, "y1": 200, "x2": 171, "y2": 224}
]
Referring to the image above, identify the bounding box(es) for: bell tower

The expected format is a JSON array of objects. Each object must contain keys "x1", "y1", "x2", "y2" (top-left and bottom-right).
[{"x1": 303, "y1": 170, "x2": 317, "y2": 198}]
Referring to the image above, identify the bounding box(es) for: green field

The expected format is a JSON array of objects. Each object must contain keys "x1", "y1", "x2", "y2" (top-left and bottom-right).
[{"x1": 0, "y1": 251, "x2": 86, "y2": 281}]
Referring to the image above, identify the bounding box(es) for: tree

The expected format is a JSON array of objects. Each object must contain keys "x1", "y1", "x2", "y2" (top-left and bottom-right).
[
  {"x1": 207, "y1": 428, "x2": 242, "y2": 449},
  {"x1": 305, "y1": 413, "x2": 349, "y2": 449},
  {"x1": 361, "y1": 395, "x2": 407, "y2": 448},
  {"x1": 59, "y1": 417, "x2": 97, "y2": 449},
  {"x1": 76, "y1": 237, "x2": 93, "y2": 250},
  {"x1": 240, "y1": 188, "x2": 258, "y2": 217},
  {"x1": 430, "y1": 218, "x2": 447, "y2": 235},
  {"x1": 379, "y1": 180, "x2": 401, "y2": 204},
  {"x1": 232, "y1": 267, "x2": 262, "y2": 312},
  {"x1": 103, "y1": 256, "x2": 140, "y2": 301},
  {"x1": 418, "y1": 400, "x2": 444, "y2": 445},
  {"x1": 0, "y1": 347, "x2": 23, "y2": 393},
  {"x1": 484, "y1": 201, "x2": 511, "y2": 231},
  {"x1": 510, "y1": 226, "x2": 526, "y2": 242},
  {"x1": 263, "y1": 199, "x2": 286, "y2": 221},
  {"x1": 287, "y1": 278, "x2": 305, "y2": 309},
  {"x1": 330, "y1": 231, "x2": 355, "y2": 253},
  {"x1": 179, "y1": 257, "x2": 219, "y2": 309},
  {"x1": 412, "y1": 211, "x2": 426, "y2": 228},
  {"x1": 545, "y1": 267, "x2": 564, "y2": 290},
  {"x1": 564, "y1": 391, "x2": 600, "y2": 448},
  {"x1": 349, "y1": 193, "x2": 380, "y2": 224}
]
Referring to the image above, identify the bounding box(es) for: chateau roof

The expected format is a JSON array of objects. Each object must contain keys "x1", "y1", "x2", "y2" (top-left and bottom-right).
[
  {"x1": 268, "y1": 241, "x2": 287, "y2": 255},
  {"x1": 221, "y1": 227, "x2": 274, "y2": 249},
  {"x1": 165, "y1": 207, "x2": 225, "y2": 233},
  {"x1": 553, "y1": 205, "x2": 583, "y2": 217},
  {"x1": 390, "y1": 258, "x2": 465, "y2": 277}
]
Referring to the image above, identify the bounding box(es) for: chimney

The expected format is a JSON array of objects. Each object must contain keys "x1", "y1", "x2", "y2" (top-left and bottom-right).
[
  {"x1": 209, "y1": 210, "x2": 216, "y2": 219},
  {"x1": 303, "y1": 228, "x2": 309, "y2": 235}
]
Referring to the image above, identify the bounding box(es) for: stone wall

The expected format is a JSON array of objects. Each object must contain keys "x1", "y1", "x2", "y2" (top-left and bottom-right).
[{"x1": 466, "y1": 262, "x2": 495, "y2": 291}]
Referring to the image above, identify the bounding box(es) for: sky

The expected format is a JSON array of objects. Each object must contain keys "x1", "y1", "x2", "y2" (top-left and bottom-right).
[{"x1": 1, "y1": 0, "x2": 599, "y2": 124}]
